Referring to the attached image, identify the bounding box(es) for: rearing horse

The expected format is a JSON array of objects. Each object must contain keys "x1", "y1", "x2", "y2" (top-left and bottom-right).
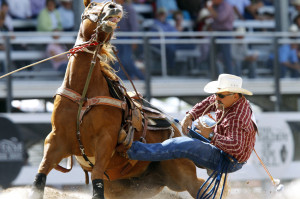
[{"x1": 30, "y1": 1, "x2": 208, "y2": 199}]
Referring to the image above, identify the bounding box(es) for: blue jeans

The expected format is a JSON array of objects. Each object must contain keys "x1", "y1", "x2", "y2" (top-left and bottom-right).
[{"x1": 127, "y1": 136, "x2": 244, "y2": 173}]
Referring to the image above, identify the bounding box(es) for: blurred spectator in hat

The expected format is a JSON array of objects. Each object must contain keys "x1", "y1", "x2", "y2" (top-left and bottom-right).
[
  {"x1": 58, "y1": 0, "x2": 74, "y2": 31},
  {"x1": 155, "y1": 0, "x2": 191, "y2": 20},
  {"x1": 277, "y1": 24, "x2": 300, "y2": 78},
  {"x1": 194, "y1": 8, "x2": 213, "y2": 31},
  {"x1": 113, "y1": 0, "x2": 145, "y2": 80},
  {"x1": 207, "y1": 0, "x2": 235, "y2": 74},
  {"x1": 7, "y1": 0, "x2": 32, "y2": 19},
  {"x1": 37, "y1": 0, "x2": 63, "y2": 32},
  {"x1": 231, "y1": 27, "x2": 258, "y2": 78},
  {"x1": 0, "y1": 1, "x2": 13, "y2": 31},
  {"x1": 30, "y1": 0, "x2": 46, "y2": 18},
  {"x1": 150, "y1": 7, "x2": 178, "y2": 75},
  {"x1": 155, "y1": 0, "x2": 178, "y2": 19}
]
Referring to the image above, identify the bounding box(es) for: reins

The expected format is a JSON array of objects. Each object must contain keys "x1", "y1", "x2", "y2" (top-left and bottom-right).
[{"x1": 74, "y1": 1, "x2": 115, "y2": 169}]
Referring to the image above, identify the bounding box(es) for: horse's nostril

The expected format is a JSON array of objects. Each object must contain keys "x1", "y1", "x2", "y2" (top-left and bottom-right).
[{"x1": 108, "y1": 4, "x2": 115, "y2": 9}]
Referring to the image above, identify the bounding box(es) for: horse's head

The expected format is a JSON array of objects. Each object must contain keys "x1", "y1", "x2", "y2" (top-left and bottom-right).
[{"x1": 79, "y1": 0, "x2": 123, "y2": 44}]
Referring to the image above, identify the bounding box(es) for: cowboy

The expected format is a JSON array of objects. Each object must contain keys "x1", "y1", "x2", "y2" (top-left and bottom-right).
[{"x1": 126, "y1": 74, "x2": 257, "y2": 173}]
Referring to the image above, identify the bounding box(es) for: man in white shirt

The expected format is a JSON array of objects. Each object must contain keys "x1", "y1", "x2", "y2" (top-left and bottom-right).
[
  {"x1": 58, "y1": 0, "x2": 74, "y2": 31},
  {"x1": 7, "y1": 0, "x2": 32, "y2": 19}
]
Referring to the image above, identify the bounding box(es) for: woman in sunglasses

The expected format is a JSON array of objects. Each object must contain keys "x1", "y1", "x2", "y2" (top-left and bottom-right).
[{"x1": 126, "y1": 74, "x2": 257, "y2": 173}]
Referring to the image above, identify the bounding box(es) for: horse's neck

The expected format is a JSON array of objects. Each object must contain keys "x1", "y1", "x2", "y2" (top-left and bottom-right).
[{"x1": 62, "y1": 53, "x2": 110, "y2": 97}]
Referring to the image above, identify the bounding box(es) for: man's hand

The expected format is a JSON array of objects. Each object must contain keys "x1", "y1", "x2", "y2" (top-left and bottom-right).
[
  {"x1": 181, "y1": 114, "x2": 193, "y2": 135},
  {"x1": 194, "y1": 120, "x2": 213, "y2": 139}
]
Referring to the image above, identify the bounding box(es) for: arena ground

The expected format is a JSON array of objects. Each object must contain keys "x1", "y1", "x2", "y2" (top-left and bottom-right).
[{"x1": 0, "y1": 179, "x2": 299, "y2": 199}]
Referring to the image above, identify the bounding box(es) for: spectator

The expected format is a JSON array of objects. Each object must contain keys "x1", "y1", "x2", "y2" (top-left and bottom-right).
[
  {"x1": 173, "y1": 10, "x2": 188, "y2": 32},
  {"x1": 46, "y1": 32, "x2": 68, "y2": 73},
  {"x1": 37, "y1": 0, "x2": 63, "y2": 32},
  {"x1": 291, "y1": 0, "x2": 300, "y2": 22},
  {"x1": 194, "y1": 8, "x2": 213, "y2": 31},
  {"x1": 277, "y1": 24, "x2": 300, "y2": 78},
  {"x1": 150, "y1": 7, "x2": 178, "y2": 75},
  {"x1": 226, "y1": 0, "x2": 251, "y2": 19},
  {"x1": 173, "y1": 10, "x2": 195, "y2": 50},
  {"x1": 231, "y1": 27, "x2": 258, "y2": 78},
  {"x1": 1, "y1": 1, "x2": 13, "y2": 31},
  {"x1": 58, "y1": 0, "x2": 75, "y2": 31},
  {"x1": 293, "y1": 13, "x2": 300, "y2": 29},
  {"x1": 30, "y1": 0, "x2": 46, "y2": 18},
  {"x1": 114, "y1": 0, "x2": 145, "y2": 80},
  {"x1": 155, "y1": 0, "x2": 179, "y2": 19},
  {"x1": 207, "y1": 0, "x2": 235, "y2": 74},
  {"x1": 7, "y1": 0, "x2": 32, "y2": 19},
  {"x1": 0, "y1": 8, "x2": 9, "y2": 73},
  {"x1": 243, "y1": 0, "x2": 265, "y2": 20},
  {"x1": 0, "y1": 7, "x2": 7, "y2": 31},
  {"x1": 155, "y1": 0, "x2": 190, "y2": 20}
]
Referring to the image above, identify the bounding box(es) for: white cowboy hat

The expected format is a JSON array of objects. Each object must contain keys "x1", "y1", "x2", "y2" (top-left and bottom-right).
[
  {"x1": 204, "y1": 74, "x2": 253, "y2": 95},
  {"x1": 198, "y1": 8, "x2": 210, "y2": 21},
  {"x1": 289, "y1": 24, "x2": 298, "y2": 32}
]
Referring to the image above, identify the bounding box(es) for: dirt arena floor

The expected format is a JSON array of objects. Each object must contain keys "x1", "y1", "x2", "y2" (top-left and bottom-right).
[{"x1": 0, "y1": 179, "x2": 299, "y2": 199}]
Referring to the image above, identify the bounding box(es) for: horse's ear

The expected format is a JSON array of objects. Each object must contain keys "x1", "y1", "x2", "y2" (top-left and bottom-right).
[{"x1": 83, "y1": 0, "x2": 91, "y2": 7}]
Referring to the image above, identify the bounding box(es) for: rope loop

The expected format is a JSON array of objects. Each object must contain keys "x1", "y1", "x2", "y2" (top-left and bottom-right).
[{"x1": 69, "y1": 41, "x2": 99, "y2": 56}]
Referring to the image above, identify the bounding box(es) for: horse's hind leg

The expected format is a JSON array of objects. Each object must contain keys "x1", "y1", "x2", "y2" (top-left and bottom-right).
[
  {"x1": 30, "y1": 131, "x2": 70, "y2": 199},
  {"x1": 160, "y1": 159, "x2": 205, "y2": 199}
]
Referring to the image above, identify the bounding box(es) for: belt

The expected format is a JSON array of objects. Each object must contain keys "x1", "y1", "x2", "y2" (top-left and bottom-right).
[{"x1": 225, "y1": 154, "x2": 245, "y2": 164}]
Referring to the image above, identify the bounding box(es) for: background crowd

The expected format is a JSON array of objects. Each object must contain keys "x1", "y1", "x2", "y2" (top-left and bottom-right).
[{"x1": 0, "y1": 0, "x2": 300, "y2": 79}]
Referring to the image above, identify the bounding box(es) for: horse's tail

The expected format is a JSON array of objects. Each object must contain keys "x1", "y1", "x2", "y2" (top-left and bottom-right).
[{"x1": 54, "y1": 156, "x2": 73, "y2": 173}]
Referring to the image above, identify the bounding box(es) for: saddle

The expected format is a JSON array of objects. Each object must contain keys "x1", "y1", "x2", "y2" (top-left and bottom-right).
[
  {"x1": 106, "y1": 77, "x2": 174, "y2": 147},
  {"x1": 101, "y1": 78, "x2": 175, "y2": 181}
]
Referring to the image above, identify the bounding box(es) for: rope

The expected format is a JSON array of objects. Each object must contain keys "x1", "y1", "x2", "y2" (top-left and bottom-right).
[
  {"x1": 0, "y1": 51, "x2": 70, "y2": 79},
  {"x1": 112, "y1": 47, "x2": 143, "y2": 102},
  {"x1": 0, "y1": 40, "x2": 101, "y2": 80},
  {"x1": 253, "y1": 148, "x2": 277, "y2": 186},
  {"x1": 199, "y1": 102, "x2": 225, "y2": 129},
  {"x1": 196, "y1": 151, "x2": 230, "y2": 199}
]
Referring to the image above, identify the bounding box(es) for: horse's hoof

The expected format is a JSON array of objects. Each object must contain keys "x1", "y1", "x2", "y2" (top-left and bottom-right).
[{"x1": 28, "y1": 188, "x2": 44, "y2": 199}]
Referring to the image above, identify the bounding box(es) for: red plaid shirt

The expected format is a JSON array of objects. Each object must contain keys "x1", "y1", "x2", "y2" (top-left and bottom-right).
[{"x1": 188, "y1": 95, "x2": 256, "y2": 163}]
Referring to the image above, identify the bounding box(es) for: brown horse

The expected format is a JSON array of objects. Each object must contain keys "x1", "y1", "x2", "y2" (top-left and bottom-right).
[{"x1": 30, "y1": 1, "x2": 208, "y2": 199}]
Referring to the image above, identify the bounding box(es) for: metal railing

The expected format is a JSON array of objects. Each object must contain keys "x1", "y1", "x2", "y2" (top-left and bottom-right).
[{"x1": 0, "y1": 31, "x2": 300, "y2": 112}]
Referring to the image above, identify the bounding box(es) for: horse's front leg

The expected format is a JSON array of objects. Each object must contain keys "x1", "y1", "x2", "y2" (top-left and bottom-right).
[
  {"x1": 91, "y1": 133, "x2": 116, "y2": 199},
  {"x1": 30, "y1": 131, "x2": 70, "y2": 199}
]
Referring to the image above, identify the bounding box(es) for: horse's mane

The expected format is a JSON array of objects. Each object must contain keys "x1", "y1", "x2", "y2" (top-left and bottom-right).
[{"x1": 99, "y1": 44, "x2": 119, "y2": 81}]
